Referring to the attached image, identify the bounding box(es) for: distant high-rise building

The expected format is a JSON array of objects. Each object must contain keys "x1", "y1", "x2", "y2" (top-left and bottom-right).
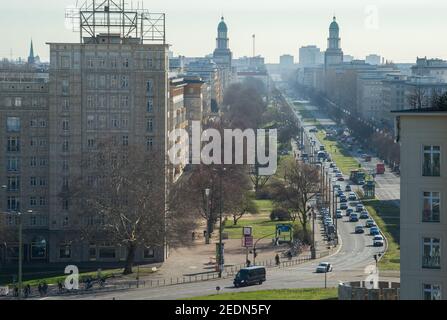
[
  {"x1": 343, "y1": 55, "x2": 354, "y2": 63},
  {"x1": 324, "y1": 16, "x2": 343, "y2": 68},
  {"x1": 299, "y1": 45, "x2": 323, "y2": 66},
  {"x1": 366, "y1": 54, "x2": 381, "y2": 66},
  {"x1": 280, "y1": 54, "x2": 294, "y2": 66}
]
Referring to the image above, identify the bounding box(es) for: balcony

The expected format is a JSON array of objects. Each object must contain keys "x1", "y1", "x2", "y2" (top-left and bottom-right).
[{"x1": 422, "y1": 255, "x2": 441, "y2": 269}]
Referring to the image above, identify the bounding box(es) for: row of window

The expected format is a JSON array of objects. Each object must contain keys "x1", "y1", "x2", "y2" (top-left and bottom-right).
[
  {"x1": 6, "y1": 157, "x2": 48, "y2": 171},
  {"x1": 6, "y1": 117, "x2": 48, "y2": 132}
]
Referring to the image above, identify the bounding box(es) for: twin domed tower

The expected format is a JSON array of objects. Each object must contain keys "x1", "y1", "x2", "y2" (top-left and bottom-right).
[{"x1": 213, "y1": 16, "x2": 233, "y2": 69}]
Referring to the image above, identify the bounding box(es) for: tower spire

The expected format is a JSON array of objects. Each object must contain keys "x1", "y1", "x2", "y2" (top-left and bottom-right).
[{"x1": 28, "y1": 39, "x2": 35, "y2": 65}]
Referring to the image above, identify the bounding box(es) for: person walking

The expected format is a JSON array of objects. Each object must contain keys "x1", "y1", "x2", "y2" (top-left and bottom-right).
[{"x1": 275, "y1": 254, "x2": 280, "y2": 266}]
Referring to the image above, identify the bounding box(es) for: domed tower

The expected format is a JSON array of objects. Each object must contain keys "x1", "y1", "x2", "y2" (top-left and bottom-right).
[
  {"x1": 213, "y1": 16, "x2": 232, "y2": 68},
  {"x1": 324, "y1": 16, "x2": 343, "y2": 68}
]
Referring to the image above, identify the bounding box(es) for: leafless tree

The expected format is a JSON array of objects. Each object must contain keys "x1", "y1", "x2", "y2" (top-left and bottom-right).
[
  {"x1": 270, "y1": 158, "x2": 320, "y2": 241},
  {"x1": 68, "y1": 141, "x2": 197, "y2": 274},
  {"x1": 228, "y1": 192, "x2": 259, "y2": 226},
  {"x1": 407, "y1": 85, "x2": 428, "y2": 109}
]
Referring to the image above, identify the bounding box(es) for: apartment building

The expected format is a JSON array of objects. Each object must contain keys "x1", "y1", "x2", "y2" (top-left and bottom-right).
[
  {"x1": 0, "y1": 63, "x2": 50, "y2": 263},
  {"x1": 394, "y1": 107, "x2": 447, "y2": 300}
]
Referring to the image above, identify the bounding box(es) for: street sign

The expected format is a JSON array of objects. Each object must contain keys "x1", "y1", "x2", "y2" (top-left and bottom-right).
[
  {"x1": 242, "y1": 226, "x2": 252, "y2": 236},
  {"x1": 243, "y1": 235, "x2": 253, "y2": 247}
]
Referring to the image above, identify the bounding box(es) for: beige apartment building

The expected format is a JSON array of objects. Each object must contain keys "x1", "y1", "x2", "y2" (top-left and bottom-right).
[{"x1": 395, "y1": 108, "x2": 447, "y2": 299}]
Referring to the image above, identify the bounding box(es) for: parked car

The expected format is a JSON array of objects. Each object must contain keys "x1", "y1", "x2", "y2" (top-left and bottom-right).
[
  {"x1": 337, "y1": 190, "x2": 344, "y2": 197},
  {"x1": 339, "y1": 203, "x2": 348, "y2": 210},
  {"x1": 234, "y1": 266, "x2": 266, "y2": 287},
  {"x1": 373, "y1": 235, "x2": 384, "y2": 247},
  {"x1": 356, "y1": 204, "x2": 364, "y2": 212},
  {"x1": 365, "y1": 219, "x2": 376, "y2": 228},
  {"x1": 346, "y1": 208, "x2": 353, "y2": 216},
  {"x1": 349, "y1": 213, "x2": 359, "y2": 222},
  {"x1": 316, "y1": 262, "x2": 333, "y2": 273},
  {"x1": 355, "y1": 226, "x2": 365, "y2": 234},
  {"x1": 360, "y1": 211, "x2": 369, "y2": 219},
  {"x1": 345, "y1": 185, "x2": 352, "y2": 192},
  {"x1": 309, "y1": 128, "x2": 318, "y2": 133},
  {"x1": 370, "y1": 227, "x2": 380, "y2": 236},
  {"x1": 333, "y1": 184, "x2": 341, "y2": 191}
]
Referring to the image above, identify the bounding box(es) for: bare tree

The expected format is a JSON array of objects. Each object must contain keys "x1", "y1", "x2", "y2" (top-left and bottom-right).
[
  {"x1": 69, "y1": 142, "x2": 197, "y2": 274},
  {"x1": 177, "y1": 163, "x2": 251, "y2": 243},
  {"x1": 407, "y1": 85, "x2": 428, "y2": 109},
  {"x1": 270, "y1": 158, "x2": 320, "y2": 242},
  {"x1": 229, "y1": 192, "x2": 259, "y2": 226}
]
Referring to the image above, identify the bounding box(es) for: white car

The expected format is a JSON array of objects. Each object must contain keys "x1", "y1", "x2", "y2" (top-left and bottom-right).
[
  {"x1": 316, "y1": 262, "x2": 333, "y2": 273},
  {"x1": 373, "y1": 235, "x2": 384, "y2": 247}
]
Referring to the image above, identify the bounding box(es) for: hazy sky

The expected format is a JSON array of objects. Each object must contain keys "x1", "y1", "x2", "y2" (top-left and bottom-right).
[{"x1": 2, "y1": 0, "x2": 447, "y2": 63}]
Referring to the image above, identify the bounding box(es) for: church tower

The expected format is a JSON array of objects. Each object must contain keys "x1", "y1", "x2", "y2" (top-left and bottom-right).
[
  {"x1": 213, "y1": 16, "x2": 232, "y2": 68},
  {"x1": 324, "y1": 16, "x2": 343, "y2": 68},
  {"x1": 28, "y1": 39, "x2": 35, "y2": 65}
]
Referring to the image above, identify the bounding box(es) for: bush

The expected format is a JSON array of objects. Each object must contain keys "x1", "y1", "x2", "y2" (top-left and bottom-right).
[
  {"x1": 270, "y1": 208, "x2": 291, "y2": 221},
  {"x1": 293, "y1": 224, "x2": 312, "y2": 245}
]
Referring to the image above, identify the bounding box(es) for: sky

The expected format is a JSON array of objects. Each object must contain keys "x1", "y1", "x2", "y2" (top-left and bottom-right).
[{"x1": 1, "y1": 0, "x2": 447, "y2": 63}]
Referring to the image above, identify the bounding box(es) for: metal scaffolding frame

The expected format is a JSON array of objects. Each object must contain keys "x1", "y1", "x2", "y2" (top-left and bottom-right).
[{"x1": 65, "y1": 0, "x2": 165, "y2": 44}]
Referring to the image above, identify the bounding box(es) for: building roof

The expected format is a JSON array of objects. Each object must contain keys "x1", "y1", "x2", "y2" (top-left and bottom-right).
[
  {"x1": 218, "y1": 16, "x2": 227, "y2": 32},
  {"x1": 329, "y1": 16, "x2": 339, "y2": 30}
]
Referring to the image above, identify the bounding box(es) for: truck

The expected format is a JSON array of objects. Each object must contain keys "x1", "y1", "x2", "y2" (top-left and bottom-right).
[
  {"x1": 350, "y1": 170, "x2": 366, "y2": 185},
  {"x1": 376, "y1": 163, "x2": 385, "y2": 174}
]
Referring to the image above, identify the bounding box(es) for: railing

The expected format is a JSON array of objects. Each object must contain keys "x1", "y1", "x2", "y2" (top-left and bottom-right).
[{"x1": 422, "y1": 255, "x2": 441, "y2": 269}]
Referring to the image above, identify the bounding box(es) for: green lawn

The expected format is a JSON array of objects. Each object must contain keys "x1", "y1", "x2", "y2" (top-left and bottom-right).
[
  {"x1": 316, "y1": 131, "x2": 359, "y2": 175},
  {"x1": 363, "y1": 199, "x2": 400, "y2": 271},
  {"x1": 186, "y1": 288, "x2": 338, "y2": 300},
  {"x1": 0, "y1": 266, "x2": 156, "y2": 287}
]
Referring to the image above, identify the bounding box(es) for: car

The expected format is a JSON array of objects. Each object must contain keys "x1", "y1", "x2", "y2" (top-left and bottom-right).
[
  {"x1": 333, "y1": 184, "x2": 341, "y2": 191},
  {"x1": 329, "y1": 163, "x2": 336, "y2": 168},
  {"x1": 358, "y1": 179, "x2": 365, "y2": 185},
  {"x1": 370, "y1": 227, "x2": 380, "y2": 236},
  {"x1": 337, "y1": 190, "x2": 344, "y2": 197},
  {"x1": 234, "y1": 266, "x2": 266, "y2": 287},
  {"x1": 339, "y1": 196, "x2": 347, "y2": 203},
  {"x1": 324, "y1": 218, "x2": 333, "y2": 226},
  {"x1": 365, "y1": 219, "x2": 376, "y2": 228},
  {"x1": 332, "y1": 167, "x2": 339, "y2": 173},
  {"x1": 348, "y1": 192, "x2": 357, "y2": 201},
  {"x1": 345, "y1": 185, "x2": 352, "y2": 192},
  {"x1": 337, "y1": 176, "x2": 345, "y2": 181},
  {"x1": 373, "y1": 235, "x2": 384, "y2": 247},
  {"x1": 355, "y1": 226, "x2": 365, "y2": 234},
  {"x1": 360, "y1": 211, "x2": 369, "y2": 219},
  {"x1": 320, "y1": 145, "x2": 325, "y2": 151},
  {"x1": 349, "y1": 213, "x2": 359, "y2": 222},
  {"x1": 316, "y1": 262, "x2": 333, "y2": 273},
  {"x1": 356, "y1": 204, "x2": 364, "y2": 212},
  {"x1": 346, "y1": 208, "x2": 353, "y2": 216},
  {"x1": 336, "y1": 210, "x2": 343, "y2": 218},
  {"x1": 339, "y1": 203, "x2": 348, "y2": 210},
  {"x1": 309, "y1": 128, "x2": 318, "y2": 133}
]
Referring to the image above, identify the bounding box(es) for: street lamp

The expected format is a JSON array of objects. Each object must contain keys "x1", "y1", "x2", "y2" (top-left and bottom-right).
[{"x1": 204, "y1": 188, "x2": 211, "y2": 244}]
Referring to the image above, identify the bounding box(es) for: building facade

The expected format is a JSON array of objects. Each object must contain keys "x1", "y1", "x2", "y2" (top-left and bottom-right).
[{"x1": 395, "y1": 108, "x2": 447, "y2": 300}]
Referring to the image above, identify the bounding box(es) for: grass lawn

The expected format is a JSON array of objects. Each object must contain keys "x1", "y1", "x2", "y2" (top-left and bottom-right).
[
  {"x1": 363, "y1": 199, "x2": 400, "y2": 271},
  {"x1": 316, "y1": 131, "x2": 359, "y2": 175},
  {"x1": 186, "y1": 288, "x2": 338, "y2": 300},
  {"x1": 0, "y1": 266, "x2": 156, "y2": 287}
]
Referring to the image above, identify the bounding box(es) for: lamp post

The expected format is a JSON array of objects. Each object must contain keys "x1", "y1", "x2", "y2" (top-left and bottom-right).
[
  {"x1": 212, "y1": 167, "x2": 226, "y2": 278},
  {"x1": 204, "y1": 188, "x2": 210, "y2": 245},
  {"x1": 1, "y1": 186, "x2": 35, "y2": 299},
  {"x1": 310, "y1": 207, "x2": 316, "y2": 259}
]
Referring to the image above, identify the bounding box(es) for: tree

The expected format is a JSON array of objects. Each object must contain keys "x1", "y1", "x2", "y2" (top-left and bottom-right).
[
  {"x1": 270, "y1": 158, "x2": 320, "y2": 243},
  {"x1": 69, "y1": 142, "x2": 197, "y2": 274},
  {"x1": 432, "y1": 91, "x2": 447, "y2": 110},
  {"x1": 407, "y1": 85, "x2": 428, "y2": 109},
  {"x1": 177, "y1": 163, "x2": 251, "y2": 243},
  {"x1": 229, "y1": 192, "x2": 258, "y2": 225}
]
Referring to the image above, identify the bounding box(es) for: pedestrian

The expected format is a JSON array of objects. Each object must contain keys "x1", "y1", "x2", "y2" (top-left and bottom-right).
[
  {"x1": 275, "y1": 254, "x2": 280, "y2": 266},
  {"x1": 246, "y1": 259, "x2": 251, "y2": 267},
  {"x1": 191, "y1": 231, "x2": 195, "y2": 241},
  {"x1": 37, "y1": 283, "x2": 42, "y2": 296},
  {"x1": 13, "y1": 286, "x2": 18, "y2": 297},
  {"x1": 58, "y1": 280, "x2": 63, "y2": 293},
  {"x1": 42, "y1": 282, "x2": 48, "y2": 296}
]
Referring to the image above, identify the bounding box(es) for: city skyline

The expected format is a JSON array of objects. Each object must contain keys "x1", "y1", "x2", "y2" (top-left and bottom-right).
[{"x1": 2, "y1": 0, "x2": 447, "y2": 63}]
